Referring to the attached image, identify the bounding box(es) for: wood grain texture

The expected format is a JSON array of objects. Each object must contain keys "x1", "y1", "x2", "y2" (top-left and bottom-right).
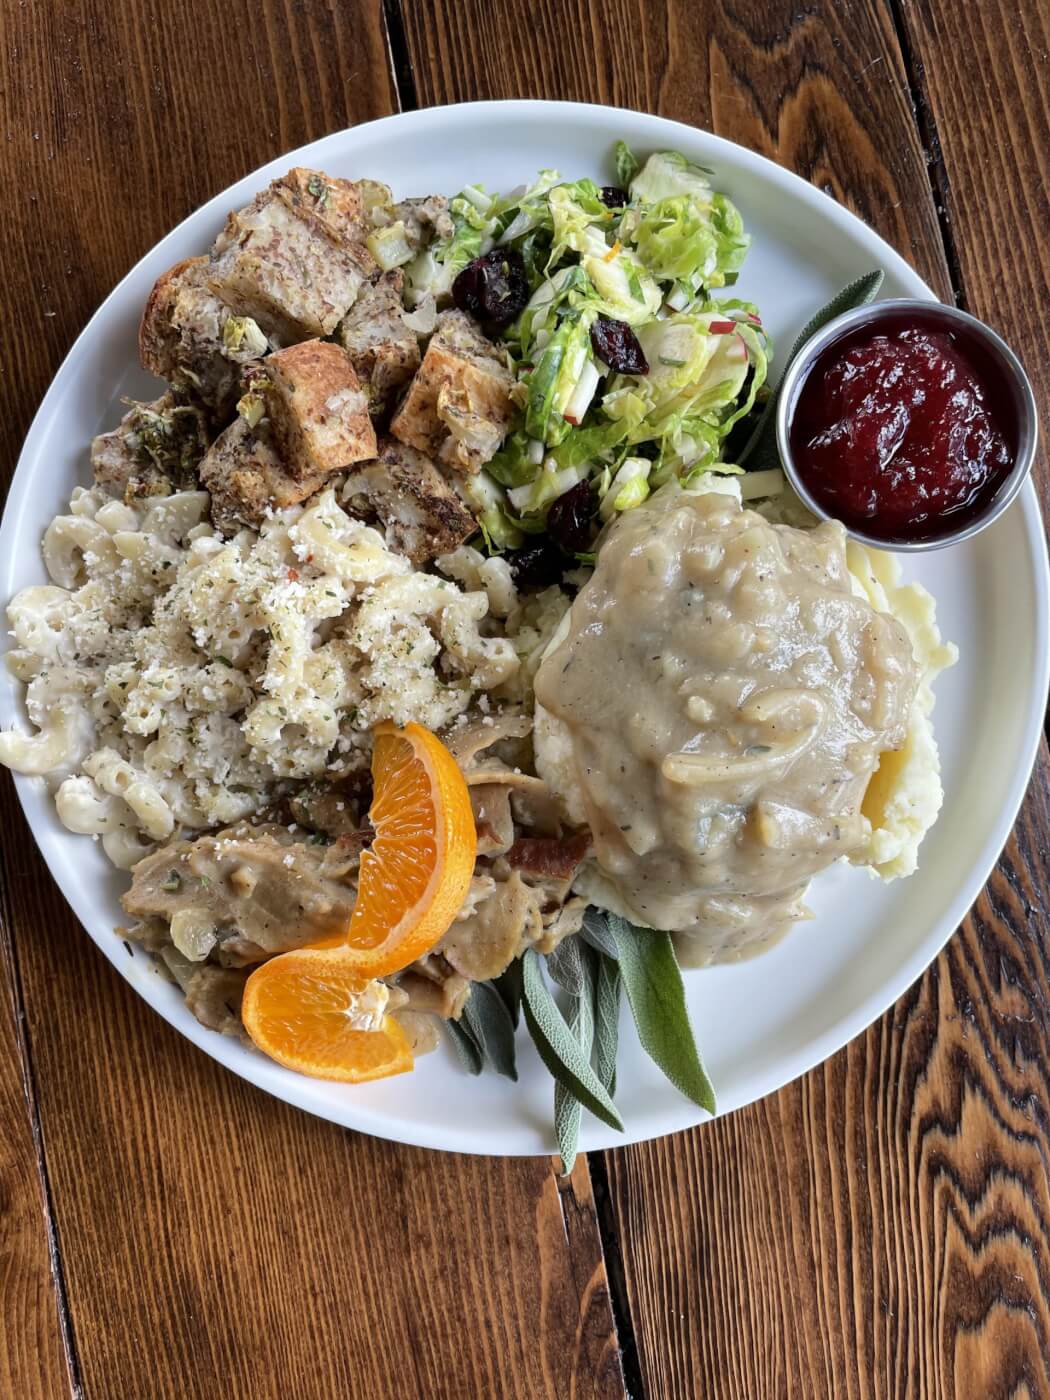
[
  {"x1": 893, "y1": 0, "x2": 1050, "y2": 513},
  {"x1": 0, "y1": 917, "x2": 72, "y2": 1396},
  {"x1": 0, "y1": 3, "x2": 624, "y2": 1397},
  {"x1": 401, "y1": 1, "x2": 1050, "y2": 1396}
]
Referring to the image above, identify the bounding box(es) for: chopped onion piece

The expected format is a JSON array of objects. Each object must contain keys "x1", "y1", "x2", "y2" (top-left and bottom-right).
[
  {"x1": 738, "y1": 468, "x2": 786, "y2": 501},
  {"x1": 564, "y1": 360, "x2": 601, "y2": 426},
  {"x1": 600, "y1": 456, "x2": 651, "y2": 520}
]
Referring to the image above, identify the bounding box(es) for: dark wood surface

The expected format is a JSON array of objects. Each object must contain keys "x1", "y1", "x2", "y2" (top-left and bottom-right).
[{"x1": 0, "y1": 1, "x2": 1047, "y2": 1396}]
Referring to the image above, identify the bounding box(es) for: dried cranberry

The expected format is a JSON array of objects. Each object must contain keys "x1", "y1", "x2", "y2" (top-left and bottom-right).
[
  {"x1": 546, "y1": 480, "x2": 598, "y2": 555},
  {"x1": 451, "y1": 249, "x2": 529, "y2": 330},
  {"x1": 599, "y1": 185, "x2": 629, "y2": 208},
  {"x1": 590, "y1": 316, "x2": 649, "y2": 375},
  {"x1": 508, "y1": 541, "x2": 566, "y2": 589}
]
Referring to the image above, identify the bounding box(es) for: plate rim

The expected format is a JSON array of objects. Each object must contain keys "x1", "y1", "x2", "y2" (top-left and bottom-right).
[{"x1": 2, "y1": 98, "x2": 1047, "y2": 1155}]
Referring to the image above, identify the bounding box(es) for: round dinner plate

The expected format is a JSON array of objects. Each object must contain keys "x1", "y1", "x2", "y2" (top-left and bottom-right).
[{"x1": 1, "y1": 101, "x2": 1047, "y2": 1156}]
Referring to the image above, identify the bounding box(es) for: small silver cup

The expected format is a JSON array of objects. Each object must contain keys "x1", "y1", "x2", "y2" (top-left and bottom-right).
[{"x1": 775, "y1": 299, "x2": 1039, "y2": 551}]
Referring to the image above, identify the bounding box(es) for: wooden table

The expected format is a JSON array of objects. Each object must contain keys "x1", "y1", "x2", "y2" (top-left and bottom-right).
[{"x1": 1, "y1": 2, "x2": 1047, "y2": 1395}]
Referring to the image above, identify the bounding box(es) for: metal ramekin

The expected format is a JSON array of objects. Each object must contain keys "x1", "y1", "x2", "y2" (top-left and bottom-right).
[{"x1": 774, "y1": 298, "x2": 1039, "y2": 552}]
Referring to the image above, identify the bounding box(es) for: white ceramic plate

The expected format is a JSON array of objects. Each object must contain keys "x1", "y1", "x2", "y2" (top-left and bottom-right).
[{"x1": 2, "y1": 102, "x2": 1047, "y2": 1155}]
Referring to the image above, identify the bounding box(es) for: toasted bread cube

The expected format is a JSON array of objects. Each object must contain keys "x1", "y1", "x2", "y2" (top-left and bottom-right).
[
  {"x1": 208, "y1": 192, "x2": 368, "y2": 345},
  {"x1": 199, "y1": 418, "x2": 330, "y2": 533},
  {"x1": 272, "y1": 168, "x2": 377, "y2": 255},
  {"x1": 139, "y1": 257, "x2": 269, "y2": 417},
  {"x1": 250, "y1": 340, "x2": 377, "y2": 479},
  {"x1": 390, "y1": 310, "x2": 514, "y2": 473},
  {"x1": 338, "y1": 271, "x2": 421, "y2": 416},
  {"x1": 341, "y1": 438, "x2": 477, "y2": 566}
]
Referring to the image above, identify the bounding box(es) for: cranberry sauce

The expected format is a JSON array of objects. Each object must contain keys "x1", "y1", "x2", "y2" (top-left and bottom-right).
[{"x1": 788, "y1": 310, "x2": 1017, "y2": 541}]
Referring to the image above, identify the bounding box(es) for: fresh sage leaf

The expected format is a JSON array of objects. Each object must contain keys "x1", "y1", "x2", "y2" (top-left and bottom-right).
[
  {"x1": 492, "y1": 958, "x2": 523, "y2": 1028},
  {"x1": 551, "y1": 940, "x2": 598, "y2": 1173},
  {"x1": 594, "y1": 953, "x2": 621, "y2": 1097},
  {"x1": 606, "y1": 914, "x2": 716, "y2": 1115},
  {"x1": 782, "y1": 269, "x2": 885, "y2": 368},
  {"x1": 522, "y1": 949, "x2": 624, "y2": 1133},
  {"x1": 737, "y1": 269, "x2": 885, "y2": 471},
  {"x1": 445, "y1": 1016, "x2": 484, "y2": 1076},
  {"x1": 579, "y1": 906, "x2": 619, "y2": 960},
  {"x1": 547, "y1": 935, "x2": 589, "y2": 996},
  {"x1": 462, "y1": 981, "x2": 518, "y2": 1081}
]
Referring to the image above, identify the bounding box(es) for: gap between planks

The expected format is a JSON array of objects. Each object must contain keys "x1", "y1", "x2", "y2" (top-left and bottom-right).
[
  {"x1": 886, "y1": 0, "x2": 966, "y2": 305},
  {"x1": 382, "y1": 0, "x2": 420, "y2": 112}
]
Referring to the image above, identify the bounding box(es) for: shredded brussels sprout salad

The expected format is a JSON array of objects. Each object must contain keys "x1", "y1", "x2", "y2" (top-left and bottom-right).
[{"x1": 402, "y1": 139, "x2": 770, "y2": 552}]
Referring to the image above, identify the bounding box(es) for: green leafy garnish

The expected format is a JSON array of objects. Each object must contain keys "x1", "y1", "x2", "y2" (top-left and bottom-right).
[
  {"x1": 443, "y1": 905, "x2": 713, "y2": 1163},
  {"x1": 461, "y1": 981, "x2": 518, "y2": 1081},
  {"x1": 521, "y1": 947, "x2": 623, "y2": 1134},
  {"x1": 593, "y1": 953, "x2": 621, "y2": 1099},
  {"x1": 605, "y1": 915, "x2": 715, "y2": 1114},
  {"x1": 445, "y1": 1017, "x2": 484, "y2": 1075},
  {"x1": 492, "y1": 958, "x2": 523, "y2": 1027},
  {"x1": 547, "y1": 938, "x2": 598, "y2": 1171},
  {"x1": 737, "y1": 269, "x2": 884, "y2": 471}
]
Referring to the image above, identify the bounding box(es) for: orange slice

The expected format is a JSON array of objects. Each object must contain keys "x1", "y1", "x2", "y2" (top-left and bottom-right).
[
  {"x1": 242, "y1": 948, "x2": 413, "y2": 1082},
  {"x1": 332, "y1": 720, "x2": 477, "y2": 976}
]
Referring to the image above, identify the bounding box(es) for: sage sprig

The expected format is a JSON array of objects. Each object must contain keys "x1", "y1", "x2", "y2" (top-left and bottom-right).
[
  {"x1": 605, "y1": 915, "x2": 715, "y2": 1114},
  {"x1": 522, "y1": 947, "x2": 623, "y2": 1133},
  {"x1": 492, "y1": 957, "x2": 523, "y2": 1028},
  {"x1": 445, "y1": 975, "x2": 519, "y2": 1079},
  {"x1": 441, "y1": 906, "x2": 713, "y2": 1157},
  {"x1": 547, "y1": 937, "x2": 598, "y2": 1171},
  {"x1": 593, "y1": 953, "x2": 621, "y2": 1099},
  {"x1": 445, "y1": 1016, "x2": 484, "y2": 1076},
  {"x1": 461, "y1": 980, "x2": 518, "y2": 1081},
  {"x1": 737, "y1": 269, "x2": 885, "y2": 472}
]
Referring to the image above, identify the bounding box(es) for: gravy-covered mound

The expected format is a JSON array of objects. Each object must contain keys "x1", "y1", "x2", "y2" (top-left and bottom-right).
[{"x1": 535, "y1": 484, "x2": 921, "y2": 964}]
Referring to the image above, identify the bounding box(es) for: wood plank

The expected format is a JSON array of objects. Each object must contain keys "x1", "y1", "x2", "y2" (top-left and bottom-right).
[
  {"x1": 892, "y1": 0, "x2": 1050, "y2": 512},
  {"x1": 402, "y1": 1, "x2": 1050, "y2": 1395},
  {"x1": 0, "y1": 2, "x2": 625, "y2": 1396},
  {"x1": 0, "y1": 920, "x2": 72, "y2": 1397}
]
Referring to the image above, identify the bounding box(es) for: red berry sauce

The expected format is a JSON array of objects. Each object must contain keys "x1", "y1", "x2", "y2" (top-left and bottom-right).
[{"x1": 789, "y1": 311, "x2": 1016, "y2": 542}]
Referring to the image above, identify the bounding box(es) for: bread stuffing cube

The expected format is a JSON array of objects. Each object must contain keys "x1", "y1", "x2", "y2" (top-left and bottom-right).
[
  {"x1": 337, "y1": 271, "x2": 421, "y2": 416},
  {"x1": 341, "y1": 438, "x2": 477, "y2": 565},
  {"x1": 271, "y1": 168, "x2": 377, "y2": 256},
  {"x1": 390, "y1": 310, "x2": 514, "y2": 473},
  {"x1": 139, "y1": 256, "x2": 270, "y2": 418},
  {"x1": 208, "y1": 191, "x2": 369, "y2": 345},
  {"x1": 198, "y1": 418, "x2": 331, "y2": 534},
  {"x1": 247, "y1": 340, "x2": 377, "y2": 479}
]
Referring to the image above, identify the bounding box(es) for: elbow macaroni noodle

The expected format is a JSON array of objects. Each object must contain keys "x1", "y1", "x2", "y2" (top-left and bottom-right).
[{"x1": 1, "y1": 484, "x2": 524, "y2": 865}]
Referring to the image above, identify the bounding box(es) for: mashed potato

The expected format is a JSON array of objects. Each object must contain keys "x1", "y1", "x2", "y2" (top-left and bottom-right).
[{"x1": 845, "y1": 539, "x2": 957, "y2": 877}]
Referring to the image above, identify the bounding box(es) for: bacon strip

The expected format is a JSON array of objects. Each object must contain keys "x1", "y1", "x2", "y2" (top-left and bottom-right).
[{"x1": 505, "y1": 833, "x2": 591, "y2": 881}]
